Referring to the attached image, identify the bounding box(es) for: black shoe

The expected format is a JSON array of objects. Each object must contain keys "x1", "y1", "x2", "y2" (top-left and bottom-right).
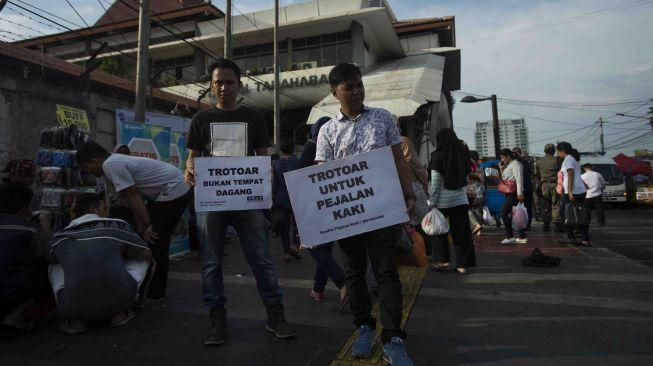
[
  {"x1": 542, "y1": 224, "x2": 551, "y2": 232},
  {"x1": 265, "y1": 305, "x2": 296, "y2": 339},
  {"x1": 204, "y1": 307, "x2": 227, "y2": 346}
]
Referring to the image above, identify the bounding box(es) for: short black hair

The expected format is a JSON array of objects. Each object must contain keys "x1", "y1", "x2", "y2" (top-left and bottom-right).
[
  {"x1": 556, "y1": 141, "x2": 573, "y2": 155},
  {"x1": 76, "y1": 141, "x2": 110, "y2": 166},
  {"x1": 279, "y1": 139, "x2": 295, "y2": 155},
  {"x1": 209, "y1": 58, "x2": 241, "y2": 80},
  {"x1": 0, "y1": 183, "x2": 33, "y2": 214},
  {"x1": 328, "y1": 63, "x2": 362, "y2": 88},
  {"x1": 544, "y1": 144, "x2": 556, "y2": 155},
  {"x1": 499, "y1": 148, "x2": 514, "y2": 159},
  {"x1": 582, "y1": 163, "x2": 592, "y2": 170},
  {"x1": 73, "y1": 193, "x2": 104, "y2": 218}
]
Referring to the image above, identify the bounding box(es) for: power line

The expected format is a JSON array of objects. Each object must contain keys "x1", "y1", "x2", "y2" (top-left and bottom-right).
[
  {"x1": 467, "y1": 0, "x2": 653, "y2": 42},
  {"x1": 13, "y1": 0, "x2": 83, "y2": 29},
  {"x1": 64, "y1": 0, "x2": 90, "y2": 28}
]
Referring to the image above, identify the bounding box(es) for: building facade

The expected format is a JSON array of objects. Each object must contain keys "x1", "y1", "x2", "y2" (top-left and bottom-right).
[
  {"x1": 475, "y1": 118, "x2": 529, "y2": 157},
  {"x1": 15, "y1": 0, "x2": 461, "y2": 163}
]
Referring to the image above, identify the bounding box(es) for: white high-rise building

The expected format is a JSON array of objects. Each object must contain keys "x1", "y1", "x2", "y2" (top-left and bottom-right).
[{"x1": 475, "y1": 118, "x2": 529, "y2": 157}]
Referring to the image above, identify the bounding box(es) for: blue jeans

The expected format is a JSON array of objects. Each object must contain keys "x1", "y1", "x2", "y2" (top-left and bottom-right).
[
  {"x1": 196, "y1": 210, "x2": 283, "y2": 309},
  {"x1": 308, "y1": 243, "x2": 345, "y2": 293}
]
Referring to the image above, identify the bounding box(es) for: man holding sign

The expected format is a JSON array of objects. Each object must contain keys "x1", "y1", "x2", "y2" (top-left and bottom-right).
[
  {"x1": 184, "y1": 59, "x2": 294, "y2": 346},
  {"x1": 314, "y1": 63, "x2": 415, "y2": 365}
]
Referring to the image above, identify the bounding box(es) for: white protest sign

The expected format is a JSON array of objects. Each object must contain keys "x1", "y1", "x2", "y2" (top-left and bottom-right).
[
  {"x1": 284, "y1": 147, "x2": 409, "y2": 247},
  {"x1": 194, "y1": 156, "x2": 272, "y2": 212}
]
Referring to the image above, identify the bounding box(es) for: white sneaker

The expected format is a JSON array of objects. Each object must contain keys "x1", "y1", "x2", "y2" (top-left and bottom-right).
[
  {"x1": 516, "y1": 238, "x2": 528, "y2": 244},
  {"x1": 501, "y1": 238, "x2": 516, "y2": 245}
]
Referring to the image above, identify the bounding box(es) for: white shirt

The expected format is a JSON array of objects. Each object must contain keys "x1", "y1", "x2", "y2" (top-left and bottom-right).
[
  {"x1": 560, "y1": 156, "x2": 587, "y2": 195},
  {"x1": 102, "y1": 154, "x2": 189, "y2": 202},
  {"x1": 582, "y1": 171, "x2": 606, "y2": 198},
  {"x1": 501, "y1": 159, "x2": 524, "y2": 196}
]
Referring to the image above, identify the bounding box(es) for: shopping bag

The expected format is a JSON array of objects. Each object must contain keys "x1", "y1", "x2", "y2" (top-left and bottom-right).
[
  {"x1": 512, "y1": 203, "x2": 529, "y2": 229},
  {"x1": 482, "y1": 206, "x2": 496, "y2": 226},
  {"x1": 497, "y1": 180, "x2": 516, "y2": 194},
  {"x1": 564, "y1": 201, "x2": 589, "y2": 230},
  {"x1": 397, "y1": 225, "x2": 429, "y2": 267},
  {"x1": 421, "y1": 207, "x2": 449, "y2": 235}
]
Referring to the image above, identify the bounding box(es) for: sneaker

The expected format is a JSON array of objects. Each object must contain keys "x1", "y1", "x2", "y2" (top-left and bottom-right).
[
  {"x1": 383, "y1": 337, "x2": 413, "y2": 366},
  {"x1": 516, "y1": 238, "x2": 528, "y2": 244},
  {"x1": 265, "y1": 305, "x2": 296, "y2": 339},
  {"x1": 501, "y1": 238, "x2": 516, "y2": 245},
  {"x1": 310, "y1": 290, "x2": 326, "y2": 302},
  {"x1": 352, "y1": 325, "x2": 375, "y2": 358},
  {"x1": 204, "y1": 307, "x2": 227, "y2": 346}
]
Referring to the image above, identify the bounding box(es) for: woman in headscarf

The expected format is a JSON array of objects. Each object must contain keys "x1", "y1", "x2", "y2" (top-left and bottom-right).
[{"x1": 427, "y1": 128, "x2": 477, "y2": 274}]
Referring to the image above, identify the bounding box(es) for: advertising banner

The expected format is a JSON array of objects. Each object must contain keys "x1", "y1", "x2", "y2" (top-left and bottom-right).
[
  {"x1": 194, "y1": 156, "x2": 272, "y2": 212},
  {"x1": 284, "y1": 147, "x2": 409, "y2": 247},
  {"x1": 120, "y1": 122, "x2": 171, "y2": 162},
  {"x1": 56, "y1": 104, "x2": 90, "y2": 132}
]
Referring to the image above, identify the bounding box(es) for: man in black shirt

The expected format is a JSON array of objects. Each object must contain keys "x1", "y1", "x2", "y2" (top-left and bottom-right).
[{"x1": 185, "y1": 59, "x2": 295, "y2": 346}]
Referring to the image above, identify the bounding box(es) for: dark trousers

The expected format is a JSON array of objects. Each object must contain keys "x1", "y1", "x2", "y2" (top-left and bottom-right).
[
  {"x1": 561, "y1": 194, "x2": 590, "y2": 242},
  {"x1": 434, "y1": 204, "x2": 477, "y2": 268},
  {"x1": 145, "y1": 190, "x2": 192, "y2": 299},
  {"x1": 586, "y1": 195, "x2": 605, "y2": 225},
  {"x1": 338, "y1": 225, "x2": 405, "y2": 344},
  {"x1": 524, "y1": 189, "x2": 534, "y2": 226},
  {"x1": 308, "y1": 243, "x2": 345, "y2": 293},
  {"x1": 275, "y1": 206, "x2": 298, "y2": 254},
  {"x1": 501, "y1": 194, "x2": 526, "y2": 239}
]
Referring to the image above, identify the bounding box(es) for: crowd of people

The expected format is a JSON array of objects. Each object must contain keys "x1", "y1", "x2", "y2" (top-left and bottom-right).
[{"x1": 0, "y1": 59, "x2": 608, "y2": 366}]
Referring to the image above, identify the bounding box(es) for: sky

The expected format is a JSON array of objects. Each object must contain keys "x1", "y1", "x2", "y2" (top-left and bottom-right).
[{"x1": 2, "y1": 0, "x2": 652, "y2": 156}]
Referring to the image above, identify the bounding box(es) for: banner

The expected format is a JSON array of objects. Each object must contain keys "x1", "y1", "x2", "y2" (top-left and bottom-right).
[
  {"x1": 170, "y1": 131, "x2": 187, "y2": 170},
  {"x1": 194, "y1": 156, "x2": 272, "y2": 212},
  {"x1": 56, "y1": 104, "x2": 90, "y2": 132},
  {"x1": 115, "y1": 108, "x2": 190, "y2": 142},
  {"x1": 284, "y1": 147, "x2": 409, "y2": 247},
  {"x1": 120, "y1": 122, "x2": 171, "y2": 162}
]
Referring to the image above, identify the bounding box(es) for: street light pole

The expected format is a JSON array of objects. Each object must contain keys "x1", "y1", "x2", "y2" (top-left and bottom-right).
[
  {"x1": 135, "y1": 0, "x2": 151, "y2": 123},
  {"x1": 490, "y1": 94, "x2": 501, "y2": 158}
]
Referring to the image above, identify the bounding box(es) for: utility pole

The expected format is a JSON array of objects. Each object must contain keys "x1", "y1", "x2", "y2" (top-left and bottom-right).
[
  {"x1": 224, "y1": 0, "x2": 232, "y2": 58},
  {"x1": 273, "y1": 0, "x2": 280, "y2": 152},
  {"x1": 134, "y1": 0, "x2": 151, "y2": 123},
  {"x1": 599, "y1": 117, "x2": 605, "y2": 154},
  {"x1": 490, "y1": 94, "x2": 501, "y2": 158}
]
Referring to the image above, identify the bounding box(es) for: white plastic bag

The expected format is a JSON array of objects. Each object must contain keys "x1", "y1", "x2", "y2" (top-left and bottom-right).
[
  {"x1": 421, "y1": 207, "x2": 450, "y2": 236},
  {"x1": 512, "y1": 202, "x2": 529, "y2": 229},
  {"x1": 482, "y1": 206, "x2": 496, "y2": 226}
]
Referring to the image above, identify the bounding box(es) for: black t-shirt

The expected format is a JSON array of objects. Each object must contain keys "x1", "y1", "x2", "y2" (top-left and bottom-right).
[{"x1": 186, "y1": 106, "x2": 269, "y2": 156}]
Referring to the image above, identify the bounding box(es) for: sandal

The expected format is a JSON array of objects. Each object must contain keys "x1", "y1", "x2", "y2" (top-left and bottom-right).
[
  {"x1": 60, "y1": 318, "x2": 87, "y2": 335},
  {"x1": 109, "y1": 309, "x2": 135, "y2": 328},
  {"x1": 579, "y1": 241, "x2": 592, "y2": 247},
  {"x1": 431, "y1": 263, "x2": 454, "y2": 272}
]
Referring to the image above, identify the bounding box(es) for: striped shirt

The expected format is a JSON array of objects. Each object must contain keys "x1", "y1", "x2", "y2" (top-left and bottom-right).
[{"x1": 428, "y1": 170, "x2": 468, "y2": 209}]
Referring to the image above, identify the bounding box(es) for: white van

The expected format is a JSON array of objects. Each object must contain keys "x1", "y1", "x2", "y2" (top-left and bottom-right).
[{"x1": 579, "y1": 155, "x2": 627, "y2": 204}]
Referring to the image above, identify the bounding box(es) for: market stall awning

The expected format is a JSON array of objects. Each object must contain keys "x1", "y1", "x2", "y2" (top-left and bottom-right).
[
  {"x1": 613, "y1": 154, "x2": 652, "y2": 175},
  {"x1": 307, "y1": 53, "x2": 445, "y2": 124}
]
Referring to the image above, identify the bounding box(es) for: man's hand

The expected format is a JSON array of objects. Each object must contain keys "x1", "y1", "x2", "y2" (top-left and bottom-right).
[
  {"x1": 517, "y1": 194, "x2": 524, "y2": 202},
  {"x1": 568, "y1": 193, "x2": 575, "y2": 201},
  {"x1": 141, "y1": 224, "x2": 160, "y2": 244},
  {"x1": 184, "y1": 165, "x2": 195, "y2": 186},
  {"x1": 405, "y1": 195, "x2": 416, "y2": 215}
]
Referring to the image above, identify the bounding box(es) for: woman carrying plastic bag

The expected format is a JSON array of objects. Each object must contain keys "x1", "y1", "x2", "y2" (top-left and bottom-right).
[{"x1": 498, "y1": 149, "x2": 528, "y2": 244}]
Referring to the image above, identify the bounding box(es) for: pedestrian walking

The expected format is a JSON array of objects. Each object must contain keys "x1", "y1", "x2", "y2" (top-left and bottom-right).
[
  {"x1": 498, "y1": 149, "x2": 528, "y2": 244},
  {"x1": 557, "y1": 143, "x2": 591, "y2": 246},
  {"x1": 427, "y1": 128, "x2": 477, "y2": 274},
  {"x1": 271, "y1": 139, "x2": 302, "y2": 262},
  {"x1": 299, "y1": 117, "x2": 349, "y2": 308},
  {"x1": 537, "y1": 143, "x2": 561, "y2": 232},
  {"x1": 512, "y1": 147, "x2": 534, "y2": 229},
  {"x1": 184, "y1": 59, "x2": 295, "y2": 346},
  {"x1": 314, "y1": 63, "x2": 415, "y2": 365},
  {"x1": 581, "y1": 163, "x2": 606, "y2": 226}
]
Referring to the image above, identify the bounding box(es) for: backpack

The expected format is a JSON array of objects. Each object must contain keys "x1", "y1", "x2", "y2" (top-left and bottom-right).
[{"x1": 521, "y1": 248, "x2": 561, "y2": 267}]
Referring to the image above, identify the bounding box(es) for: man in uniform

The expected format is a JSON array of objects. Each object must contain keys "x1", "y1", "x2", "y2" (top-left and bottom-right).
[{"x1": 537, "y1": 143, "x2": 561, "y2": 232}]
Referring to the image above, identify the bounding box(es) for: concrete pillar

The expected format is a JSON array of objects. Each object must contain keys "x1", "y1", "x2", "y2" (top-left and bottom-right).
[{"x1": 351, "y1": 21, "x2": 365, "y2": 72}]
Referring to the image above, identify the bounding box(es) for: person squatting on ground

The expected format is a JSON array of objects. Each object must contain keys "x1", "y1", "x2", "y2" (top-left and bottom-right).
[
  {"x1": 537, "y1": 143, "x2": 561, "y2": 232},
  {"x1": 557, "y1": 143, "x2": 591, "y2": 246},
  {"x1": 272, "y1": 139, "x2": 303, "y2": 262},
  {"x1": 299, "y1": 117, "x2": 349, "y2": 308},
  {"x1": 427, "y1": 128, "x2": 477, "y2": 275},
  {"x1": 48, "y1": 194, "x2": 151, "y2": 334},
  {"x1": 499, "y1": 149, "x2": 528, "y2": 244},
  {"x1": 184, "y1": 59, "x2": 295, "y2": 346},
  {"x1": 581, "y1": 163, "x2": 606, "y2": 226},
  {"x1": 314, "y1": 63, "x2": 415, "y2": 366},
  {"x1": 0, "y1": 183, "x2": 53, "y2": 336},
  {"x1": 76, "y1": 141, "x2": 191, "y2": 305}
]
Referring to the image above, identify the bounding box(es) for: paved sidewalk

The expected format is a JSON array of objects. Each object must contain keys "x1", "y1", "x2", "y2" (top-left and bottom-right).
[{"x1": 2, "y1": 214, "x2": 653, "y2": 365}]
